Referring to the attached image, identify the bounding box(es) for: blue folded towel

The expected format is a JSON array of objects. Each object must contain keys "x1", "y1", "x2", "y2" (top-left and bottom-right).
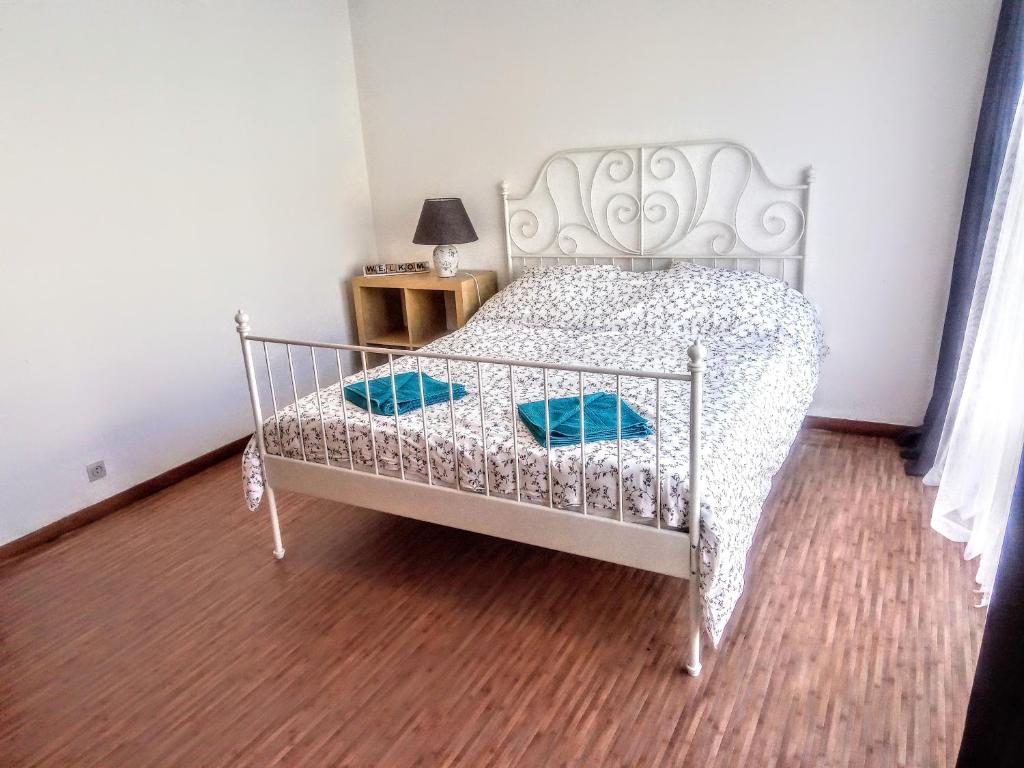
[
  {"x1": 344, "y1": 371, "x2": 466, "y2": 416},
  {"x1": 517, "y1": 392, "x2": 653, "y2": 447}
]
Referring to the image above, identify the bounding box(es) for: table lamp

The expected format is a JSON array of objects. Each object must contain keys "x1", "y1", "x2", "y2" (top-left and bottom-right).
[{"x1": 413, "y1": 197, "x2": 478, "y2": 278}]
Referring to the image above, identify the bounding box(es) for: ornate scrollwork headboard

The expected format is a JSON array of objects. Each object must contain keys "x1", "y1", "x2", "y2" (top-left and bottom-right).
[{"x1": 500, "y1": 140, "x2": 814, "y2": 292}]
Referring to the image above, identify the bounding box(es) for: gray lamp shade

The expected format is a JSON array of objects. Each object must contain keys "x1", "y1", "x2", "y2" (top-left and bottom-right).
[{"x1": 412, "y1": 198, "x2": 478, "y2": 245}]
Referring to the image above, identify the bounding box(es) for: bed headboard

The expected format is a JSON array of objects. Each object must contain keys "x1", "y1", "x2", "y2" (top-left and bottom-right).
[{"x1": 500, "y1": 140, "x2": 813, "y2": 292}]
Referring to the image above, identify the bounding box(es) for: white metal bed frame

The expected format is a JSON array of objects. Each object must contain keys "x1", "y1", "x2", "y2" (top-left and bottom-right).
[{"x1": 236, "y1": 140, "x2": 812, "y2": 677}]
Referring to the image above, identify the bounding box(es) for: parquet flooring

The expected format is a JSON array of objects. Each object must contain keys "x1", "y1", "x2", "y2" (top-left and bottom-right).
[{"x1": 0, "y1": 430, "x2": 984, "y2": 766}]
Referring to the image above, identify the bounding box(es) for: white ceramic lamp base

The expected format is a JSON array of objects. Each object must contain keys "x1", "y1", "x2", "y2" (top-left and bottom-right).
[{"x1": 432, "y1": 244, "x2": 459, "y2": 277}]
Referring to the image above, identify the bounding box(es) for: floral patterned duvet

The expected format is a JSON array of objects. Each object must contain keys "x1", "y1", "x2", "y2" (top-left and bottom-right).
[{"x1": 242, "y1": 263, "x2": 824, "y2": 643}]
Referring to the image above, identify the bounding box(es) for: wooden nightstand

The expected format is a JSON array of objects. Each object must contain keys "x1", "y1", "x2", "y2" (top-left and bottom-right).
[{"x1": 352, "y1": 270, "x2": 498, "y2": 350}]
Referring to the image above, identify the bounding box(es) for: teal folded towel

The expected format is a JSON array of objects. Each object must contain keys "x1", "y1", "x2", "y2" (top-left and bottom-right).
[
  {"x1": 344, "y1": 371, "x2": 466, "y2": 416},
  {"x1": 517, "y1": 392, "x2": 653, "y2": 447}
]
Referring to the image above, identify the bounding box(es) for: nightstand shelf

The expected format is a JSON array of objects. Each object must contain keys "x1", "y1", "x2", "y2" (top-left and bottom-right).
[
  {"x1": 352, "y1": 270, "x2": 498, "y2": 351},
  {"x1": 367, "y1": 329, "x2": 418, "y2": 348}
]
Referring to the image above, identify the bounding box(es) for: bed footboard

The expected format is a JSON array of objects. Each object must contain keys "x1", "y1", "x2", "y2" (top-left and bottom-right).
[{"x1": 234, "y1": 311, "x2": 706, "y2": 674}]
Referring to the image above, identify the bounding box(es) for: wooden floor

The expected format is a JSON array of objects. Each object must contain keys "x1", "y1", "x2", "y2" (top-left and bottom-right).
[{"x1": 0, "y1": 430, "x2": 984, "y2": 767}]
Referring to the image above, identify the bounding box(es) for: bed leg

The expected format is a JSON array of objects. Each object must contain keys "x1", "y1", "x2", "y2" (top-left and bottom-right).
[
  {"x1": 236, "y1": 310, "x2": 285, "y2": 561},
  {"x1": 686, "y1": 573, "x2": 702, "y2": 677},
  {"x1": 266, "y1": 485, "x2": 285, "y2": 560}
]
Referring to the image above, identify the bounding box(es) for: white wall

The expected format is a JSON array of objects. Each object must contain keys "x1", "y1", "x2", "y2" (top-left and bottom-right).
[
  {"x1": 348, "y1": 0, "x2": 1000, "y2": 425},
  {"x1": 0, "y1": 0, "x2": 376, "y2": 545}
]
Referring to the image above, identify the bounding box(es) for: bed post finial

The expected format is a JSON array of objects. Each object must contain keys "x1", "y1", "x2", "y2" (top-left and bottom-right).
[
  {"x1": 500, "y1": 180, "x2": 510, "y2": 198},
  {"x1": 805, "y1": 166, "x2": 816, "y2": 185},
  {"x1": 235, "y1": 310, "x2": 250, "y2": 335},
  {"x1": 687, "y1": 340, "x2": 706, "y2": 370}
]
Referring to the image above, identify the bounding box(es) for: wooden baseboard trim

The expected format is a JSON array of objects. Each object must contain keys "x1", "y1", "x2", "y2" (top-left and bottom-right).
[
  {"x1": 803, "y1": 416, "x2": 909, "y2": 439},
  {"x1": 0, "y1": 436, "x2": 251, "y2": 564}
]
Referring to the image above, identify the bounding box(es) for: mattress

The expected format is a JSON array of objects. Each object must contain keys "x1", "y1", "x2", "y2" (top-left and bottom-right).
[{"x1": 242, "y1": 263, "x2": 824, "y2": 643}]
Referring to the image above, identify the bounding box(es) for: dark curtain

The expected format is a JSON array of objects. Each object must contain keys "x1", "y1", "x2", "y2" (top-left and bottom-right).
[
  {"x1": 901, "y1": 0, "x2": 1024, "y2": 475},
  {"x1": 956, "y1": 453, "x2": 1024, "y2": 767}
]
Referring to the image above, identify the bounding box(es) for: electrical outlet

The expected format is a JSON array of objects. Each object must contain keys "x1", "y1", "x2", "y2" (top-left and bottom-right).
[{"x1": 86, "y1": 460, "x2": 106, "y2": 482}]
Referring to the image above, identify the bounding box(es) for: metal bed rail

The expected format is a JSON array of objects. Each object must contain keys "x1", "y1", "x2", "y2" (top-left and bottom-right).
[{"x1": 235, "y1": 310, "x2": 707, "y2": 675}]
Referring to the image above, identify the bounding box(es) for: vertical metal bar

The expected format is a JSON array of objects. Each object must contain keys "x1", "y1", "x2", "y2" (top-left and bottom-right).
[
  {"x1": 336, "y1": 350, "x2": 354, "y2": 470},
  {"x1": 638, "y1": 145, "x2": 645, "y2": 259},
  {"x1": 446, "y1": 358, "x2": 460, "y2": 490},
  {"x1": 310, "y1": 348, "x2": 330, "y2": 467},
  {"x1": 501, "y1": 181, "x2": 513, "y2": 283},
  {"x1": 285, "y1": 344, "x2": 307, "y2": 462},
  {"x1": 416, "y1": 356, "x2": 432, "y2": 485},
  {"x1": 360, "y1": 351, "x2": 379, "y2": 475},
  {"x1": 802, "y1": 166, "x2": 815, "y2": 293},
  {"x1": 388, "y1": 353, "x2": 405, "y2": 480},
  {"x1": 686, "y1": 342, "x2": 707, "y2": 677},
  {"x1": 543, "y1": 368, "x2": 552, "y2": 508},
  {"x1": 616, "y1": 374, "x2": 623, "y2": 521},
  {"x1": 476, "y1": 362, "x2": 490, "y2": 495},
  {"x1": 655, "y1": 377, "x2": 662, "y2": 530},
  {"x1": 509, "y1": 364, "x2": 521, "y2": 502},
  {"x1": 235, "y1": 311, "x2": 284, "y2": 560},
  {"x1": 262, "y1": 342, "x2": 282, "y2": 451},
  {"x1": 579, "y1": 371, "x2": 587, "y2": 516}
]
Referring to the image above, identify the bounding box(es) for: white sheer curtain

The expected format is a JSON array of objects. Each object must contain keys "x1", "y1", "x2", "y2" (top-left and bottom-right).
[{"x1": 925, "y1": 90, "x2": 1024, "y2": 603}]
